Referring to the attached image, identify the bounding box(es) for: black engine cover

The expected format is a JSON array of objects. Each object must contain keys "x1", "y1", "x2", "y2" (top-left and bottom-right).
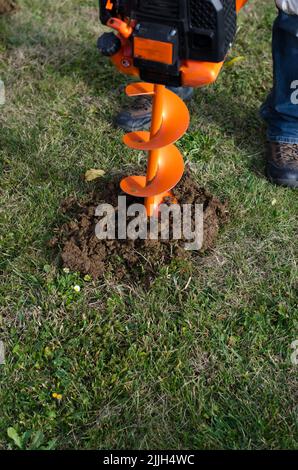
[
  {"x1": 99, "y1": 0, "x2": 237, "y2": 85},
  {"x1": 130, "y1": 0, "x2": 237, "y2": 63}
]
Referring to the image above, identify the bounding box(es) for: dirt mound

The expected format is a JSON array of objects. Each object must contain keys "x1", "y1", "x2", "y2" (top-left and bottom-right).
[
  {"x1": 50, "y1": 170, "x2": 228, "y2": 282},
  {"x1": 0, "y1": 0, "x2": 18, "y2": 15}
]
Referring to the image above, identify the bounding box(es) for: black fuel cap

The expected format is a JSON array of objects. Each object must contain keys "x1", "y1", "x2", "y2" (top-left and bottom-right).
[{"x1": 97, "y1": 33, "x2": 122, "y2": 57}]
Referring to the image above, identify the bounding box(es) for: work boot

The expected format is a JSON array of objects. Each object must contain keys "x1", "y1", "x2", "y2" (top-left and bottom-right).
[
  {"x1": 115, "y1": 86, "x2": 194, "y2": 132},
  {"x1": 266, "y1": 142, "x2": 298, "y2": 188}
]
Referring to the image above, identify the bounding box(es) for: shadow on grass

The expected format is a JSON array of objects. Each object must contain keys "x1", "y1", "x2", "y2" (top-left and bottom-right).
[{"x1": 0, "y1": 12, "x2": 126, "y2": 94}]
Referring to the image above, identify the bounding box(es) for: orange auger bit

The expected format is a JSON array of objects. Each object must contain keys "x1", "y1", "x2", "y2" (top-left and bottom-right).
[{"x1": 120, "y1": 83, "x2": 190, "y2": 217}]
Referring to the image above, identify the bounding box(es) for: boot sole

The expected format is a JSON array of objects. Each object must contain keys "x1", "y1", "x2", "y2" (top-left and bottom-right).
[
  {"x1": 114, "y1": 116, "x2": 151, "y2": 133},
  {"x1": 267, "y1": 173, "x2": 298, "y2": 188}
]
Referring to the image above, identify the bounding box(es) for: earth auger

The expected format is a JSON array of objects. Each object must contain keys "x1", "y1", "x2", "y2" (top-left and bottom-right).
[{"x1": 98, "y1": 0, "x2": 248, "y2": 216}]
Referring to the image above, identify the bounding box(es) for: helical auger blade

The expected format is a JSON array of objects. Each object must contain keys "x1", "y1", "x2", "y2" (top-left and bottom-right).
[{"x1": 120, "y1": 83, "x2": 190, "y2": 211}]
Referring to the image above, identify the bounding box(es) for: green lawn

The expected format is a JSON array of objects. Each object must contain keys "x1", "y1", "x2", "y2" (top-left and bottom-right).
[{"x1": 0, "y1": 0, "x2": 297, "y2": 450}]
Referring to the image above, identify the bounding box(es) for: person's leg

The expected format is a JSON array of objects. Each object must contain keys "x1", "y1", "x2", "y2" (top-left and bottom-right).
[
  {"x1": 260, "y1": 6, "x2": 298, "y2": 188},
  {"x1": 115, "y1": 86, "x2": 193, "y2": 132}
]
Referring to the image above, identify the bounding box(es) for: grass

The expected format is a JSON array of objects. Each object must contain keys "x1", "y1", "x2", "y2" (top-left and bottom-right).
[{"x1": 0, "y1": 0, "x2": 297, "y2": 450}]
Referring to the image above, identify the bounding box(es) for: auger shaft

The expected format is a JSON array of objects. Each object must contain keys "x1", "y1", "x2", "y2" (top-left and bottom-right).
[{"x1": 145, "y1": 84, "x2": 165, "y2": 217}]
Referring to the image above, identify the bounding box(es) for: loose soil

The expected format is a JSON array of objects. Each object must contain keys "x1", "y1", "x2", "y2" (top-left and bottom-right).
[
  {"x1": 0, "y1": 0, "x2": 18, "y2": 15},
  {"x1": 50, "y1": 170, "x2": 229, "y2": 282}
]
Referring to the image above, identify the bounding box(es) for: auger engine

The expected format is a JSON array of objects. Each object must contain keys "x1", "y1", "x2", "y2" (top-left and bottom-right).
[
  {"x1": 98, "y1": 0, "x2": 247, "y2": 87},
  {"x1": 97, "y1": 1, "x2": 248, "y2": 216}
]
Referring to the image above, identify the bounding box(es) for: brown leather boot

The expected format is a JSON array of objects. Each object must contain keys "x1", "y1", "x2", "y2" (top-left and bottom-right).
[
  {"x1": 266, "y1": 142, "x2": 298, "y2": 188},
  {"x1": 115, "y1": 96, "x2": 153, "y2": 132}
]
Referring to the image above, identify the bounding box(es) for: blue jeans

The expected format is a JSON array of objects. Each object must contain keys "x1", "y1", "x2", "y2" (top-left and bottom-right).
[{"x1": 260, "y1": 11, "x2": 298, "y2": 144}]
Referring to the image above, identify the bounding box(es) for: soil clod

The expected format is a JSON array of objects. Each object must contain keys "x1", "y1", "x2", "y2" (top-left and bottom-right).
[{"x1": 0, "y1": 0, "x2": 18, "y2": 15}]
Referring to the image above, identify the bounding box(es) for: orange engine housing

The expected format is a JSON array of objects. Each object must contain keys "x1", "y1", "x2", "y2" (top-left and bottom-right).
[{"x1": 103, "y1": 0, "x2": 248, "y2": 88}]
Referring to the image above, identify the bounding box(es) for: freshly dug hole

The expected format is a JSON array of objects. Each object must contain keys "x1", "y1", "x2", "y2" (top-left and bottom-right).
[{"x1": 50, "y1": 170, "x2": 228, "y2": 282}]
